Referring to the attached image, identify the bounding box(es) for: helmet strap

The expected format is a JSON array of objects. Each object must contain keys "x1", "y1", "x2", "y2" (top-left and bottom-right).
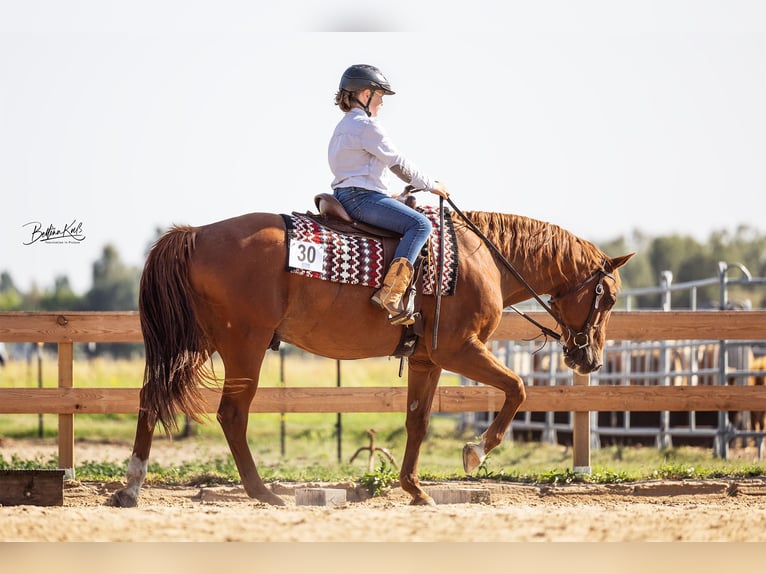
[{"x1": 353, "y1": 89, "x2": 375, "y2": 117}]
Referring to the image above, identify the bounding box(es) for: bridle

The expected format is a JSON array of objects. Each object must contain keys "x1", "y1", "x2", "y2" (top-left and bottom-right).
[{"x1": 548, "y1": 266, "x2": 617, "y2": 354}]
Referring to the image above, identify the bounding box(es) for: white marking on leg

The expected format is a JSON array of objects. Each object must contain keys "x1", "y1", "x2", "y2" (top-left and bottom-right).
[
  {"x1": 473, "y1": 433, "x2": 488, "y2": 464},
  {"x1": 464, "y1": 433, "x2": 487, "y2": 470},
  {"x1": 123, "y1": 455, "x2": 148, "y2": 500},
  {"x1": 409, "y1": 399, "x2": 419, "y2": 411}
]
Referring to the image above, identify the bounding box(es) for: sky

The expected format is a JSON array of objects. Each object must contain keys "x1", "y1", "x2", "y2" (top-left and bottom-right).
[{"x1": 1, "y1": 1, "x2": 765, "y2": 294}]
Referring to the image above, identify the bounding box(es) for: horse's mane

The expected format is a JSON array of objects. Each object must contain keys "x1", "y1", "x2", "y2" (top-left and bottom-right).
[{"x1": 455, "y1": 211, "x2": 621, "y2": 289}]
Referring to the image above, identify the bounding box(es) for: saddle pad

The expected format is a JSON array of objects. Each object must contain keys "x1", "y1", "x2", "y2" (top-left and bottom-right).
[{"x1": 282, "y1": 205, "x2": 458, "y2": 295}]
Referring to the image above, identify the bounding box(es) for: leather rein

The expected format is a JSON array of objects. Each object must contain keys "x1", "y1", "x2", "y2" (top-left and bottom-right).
[{"x1": 437, "y1": 195, "x2": 616, "y2": 352}]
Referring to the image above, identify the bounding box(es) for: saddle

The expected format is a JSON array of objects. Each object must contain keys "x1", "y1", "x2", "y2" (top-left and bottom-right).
[
  {"x1": 306, "y1": 193, "x2": 402, "y2": 239},
  {"x1": 301, "y1": 193, "x2": 424, "y2": 359}
]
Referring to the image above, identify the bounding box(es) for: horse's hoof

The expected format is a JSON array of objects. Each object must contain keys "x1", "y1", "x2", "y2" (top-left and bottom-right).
[
  {"x1": 410, "y1": 494, "x2": 436, "y2": 506},
  {"x1": 462, "y1": 442, "x2": 486, "y2": 473},
  {"x1": 252, "y1": 490, "x2": 286, "y2": 506},
  {"x1": 110, "y1": 489, "x2": 138, "y2": 508}
]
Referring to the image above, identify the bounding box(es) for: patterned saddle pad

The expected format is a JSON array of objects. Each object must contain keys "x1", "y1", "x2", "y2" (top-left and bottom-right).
[{"x1": 282, "y1": 206, "x2": 458, "y2": 296}]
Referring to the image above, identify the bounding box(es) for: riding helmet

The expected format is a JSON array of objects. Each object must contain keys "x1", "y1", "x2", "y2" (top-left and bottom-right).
[{"x1": 339, "y1": 64, "x2": 396, "y2": 95}]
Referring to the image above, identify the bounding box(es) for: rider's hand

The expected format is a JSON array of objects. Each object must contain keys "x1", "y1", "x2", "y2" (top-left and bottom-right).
[{"x1": 430, "y1": 181, "x2": 449, "y2": 199}]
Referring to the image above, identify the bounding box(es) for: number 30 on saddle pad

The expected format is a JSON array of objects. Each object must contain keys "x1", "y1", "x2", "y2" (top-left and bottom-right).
[{"x1": 288, "y1": 239, "x2": 327, "y2": 274}]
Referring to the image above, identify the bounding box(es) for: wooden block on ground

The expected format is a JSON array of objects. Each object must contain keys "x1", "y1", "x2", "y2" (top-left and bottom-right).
[
  {"x1": 197, "y1": 486, "x2": 248, "y2": 502},
  {"x1": 632, "y1": 481, "x2": 730, "y2": 497},
  {"x1": 732, "y1": 482, "x2": 766, "y2": 496},
  {"x1": 428, "y1": 487, "x2": 492, "y2": 505},
  {"x1": 0, "y1": 470, "x2": 65, "y2": 506},
  {"x1": 295, "y1": 488, "x2": 347, "y2": 507}
]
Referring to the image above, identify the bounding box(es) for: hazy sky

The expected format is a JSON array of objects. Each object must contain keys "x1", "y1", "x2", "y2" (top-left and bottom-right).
[{"x1": 2, "y1": 1, "x2": 765, "y2": 293}]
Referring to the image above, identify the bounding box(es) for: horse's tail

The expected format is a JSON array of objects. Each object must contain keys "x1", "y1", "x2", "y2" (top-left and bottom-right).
[{"x1": 139, "y1": 225, "x2": 214, "y2": 433}]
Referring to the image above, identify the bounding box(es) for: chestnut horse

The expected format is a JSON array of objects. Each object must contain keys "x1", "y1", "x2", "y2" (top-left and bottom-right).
[{"x1": 111, "y1": 208, "x2": 633, "y2": 507}]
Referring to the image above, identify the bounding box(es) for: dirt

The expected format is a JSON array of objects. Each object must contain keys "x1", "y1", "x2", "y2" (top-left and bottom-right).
[{"x1": 2, "y1": 438, "x2": 766, "y2": 542}]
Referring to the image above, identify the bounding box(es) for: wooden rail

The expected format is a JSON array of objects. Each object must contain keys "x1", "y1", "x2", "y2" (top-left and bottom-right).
[
  {"x1": 3, "y1": 309, "x2": 766, "y2": 343},
  {"x1": 0, "y1": 385, "x2": 763, "y2": 414},
  {"x1": 1, "y1": 310, "x2": 766, "y2": 474}
]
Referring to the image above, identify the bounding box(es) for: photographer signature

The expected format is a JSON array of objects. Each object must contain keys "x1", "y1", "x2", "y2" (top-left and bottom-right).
[{"x1": 23, "y1": 220, "x2": 86, "y2": 245}]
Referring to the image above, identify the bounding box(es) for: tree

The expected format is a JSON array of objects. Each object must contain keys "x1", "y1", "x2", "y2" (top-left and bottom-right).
[
  {"x1": 86, "y1": 245, "x2": 140, "y2": 311},
  {"x1": 648, "y1": 235, "x2": 706, "y2": 280},
  {"x1": 84, "y1": 245, "x2": 142, "y2": 358},
  {"x1": 600, "y1": 232, "x2": 656, "y2": 308},
  {"x1": 0, "y1": 271, "x2": 17, "y2": 292},
  {"x1": 709, "y1": 226, "x2": 766, "y2": 308},
  {"x1": 599, "y1": 226, "x2": 766, "y2": 310},
  {"x1": 0, "y1": 271, "x2": 22, "y2": 310},
  {"x1": 40, "y1": 276, "x2": 81, "y2": 311}
]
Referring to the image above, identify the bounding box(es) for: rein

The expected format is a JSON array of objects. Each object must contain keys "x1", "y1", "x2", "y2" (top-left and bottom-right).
[
  {"x1": 442, "y1": 196, "x2": 563, "y2": 342},
  {"x1": 441, "y1": 196, "x2": 613, "y2": 349}
]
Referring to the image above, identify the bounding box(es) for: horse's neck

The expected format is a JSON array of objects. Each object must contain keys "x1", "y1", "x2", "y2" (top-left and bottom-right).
[
  {"x1": 502, "y1": 252, "x2": 570, "y2": 306},
  {"x1": 456, "y1": 211, "x2": 594, "y2": 305},
  {"x1": 499, "y1": 219, "x2": 586, "y2": 304}
]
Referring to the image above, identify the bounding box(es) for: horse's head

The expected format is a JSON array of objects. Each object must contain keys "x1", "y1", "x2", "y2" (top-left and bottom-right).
[{"x1": 548, "y1": 253, "x2": 634, "y2": 374}]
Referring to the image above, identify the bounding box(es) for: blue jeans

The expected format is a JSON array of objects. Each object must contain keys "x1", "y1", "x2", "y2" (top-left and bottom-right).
[{"x1": 334, "y1": 187, "x2": 432, "y2": 264}]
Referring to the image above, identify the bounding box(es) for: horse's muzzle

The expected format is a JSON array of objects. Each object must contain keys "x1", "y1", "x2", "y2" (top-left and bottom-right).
[{"x1": 564, "y1": 347, "x2": 603, "y2": 375}]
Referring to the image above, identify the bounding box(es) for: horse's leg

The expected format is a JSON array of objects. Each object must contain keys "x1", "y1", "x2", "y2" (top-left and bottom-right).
[
  {"x1": 217, "y1": 352, "x2": 285, "y2": 506},
  {"x1": 400, "y1": 359, "x2": 442, "y2": 506},
  {"x1": 442, "y1": 339, "x2": 526, "y2": 473},
  {"x1": 110, "y1": 399, "x2": 155, "y2": 507}
]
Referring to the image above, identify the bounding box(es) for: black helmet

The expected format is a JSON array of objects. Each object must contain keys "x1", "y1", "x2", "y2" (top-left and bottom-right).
[{"x1": 339, "y1": 64, "x2": 395, "y2": 95}]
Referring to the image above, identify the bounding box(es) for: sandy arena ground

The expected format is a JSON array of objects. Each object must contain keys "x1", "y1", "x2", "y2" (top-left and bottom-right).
[
  {"x1": 2, "y1": 438, "x2": 766, "y2": 544},
  {"x1": 2, "y1": 477, "x2": 764, "y2": 543}
]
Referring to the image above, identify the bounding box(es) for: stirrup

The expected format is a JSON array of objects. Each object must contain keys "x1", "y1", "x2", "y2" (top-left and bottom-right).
[
  {"x1": 388, "y1": 309, "x2": 416, "y2": 326},
  {"x1": 387, "y1": 284, "x2": 416, "y2": 325}
]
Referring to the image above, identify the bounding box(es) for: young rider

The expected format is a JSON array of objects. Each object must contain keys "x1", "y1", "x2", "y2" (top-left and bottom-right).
[{"x1": 328, "y1": 64, "x2": 449, "y2": 325}]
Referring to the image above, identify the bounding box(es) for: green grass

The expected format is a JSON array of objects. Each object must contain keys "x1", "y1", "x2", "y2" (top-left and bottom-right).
[
  {"x1": 1, "y1": 354, "x2": 765, "y2": 492},
  {"x1": 2, "y1": 439, "x2": 764, "y2": 490}
]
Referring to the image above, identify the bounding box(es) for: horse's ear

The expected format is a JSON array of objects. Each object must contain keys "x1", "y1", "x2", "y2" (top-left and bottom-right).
[{"x1": 609, "y1": 253, "x2": 635, "y2": 271}]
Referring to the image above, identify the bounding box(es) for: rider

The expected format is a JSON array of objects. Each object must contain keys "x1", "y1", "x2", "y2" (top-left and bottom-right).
[{"x1": 328, "y1": 64, "x2": 449, "y2": 325}]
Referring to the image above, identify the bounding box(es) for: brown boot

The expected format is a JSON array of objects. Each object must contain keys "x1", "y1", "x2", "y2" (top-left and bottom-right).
[{"x1": 371, "y1": 257, "x2": 415, "y2": 325}]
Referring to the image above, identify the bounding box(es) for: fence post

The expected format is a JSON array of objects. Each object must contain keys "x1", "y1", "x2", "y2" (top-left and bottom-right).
[
  {"x1": 542, "y1": 345, "x2": 557, "y2": 444},
  {"x1": 572, "y1": 372, "x2": 591, "y2": 473},
  {"x1": 36, "y1": 342, "x2": 44, "y2": 439},
  {"x1": 715, "y1": 262, "x2": 732, "y2": 458},
  {"x1": 659, "y1": 271, "x2": 673, "y2": 449},
  {"x1": 57, "y1": 341, "x2": 75, "y2": 479}
]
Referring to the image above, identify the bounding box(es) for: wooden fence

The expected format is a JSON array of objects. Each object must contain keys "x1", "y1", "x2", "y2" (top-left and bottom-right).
[{"x1": 1, "y1": 310, "x2": 766, "y2": 474}]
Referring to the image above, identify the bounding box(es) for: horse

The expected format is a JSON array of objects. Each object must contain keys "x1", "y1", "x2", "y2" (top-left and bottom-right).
[{"x1": 110, "y1": 204, "x2": 633, "y2": 507}]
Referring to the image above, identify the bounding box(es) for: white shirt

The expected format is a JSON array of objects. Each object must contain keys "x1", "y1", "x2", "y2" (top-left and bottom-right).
[{"x1": 328, "y1": 108, "x2": 435, "y2": 193}]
